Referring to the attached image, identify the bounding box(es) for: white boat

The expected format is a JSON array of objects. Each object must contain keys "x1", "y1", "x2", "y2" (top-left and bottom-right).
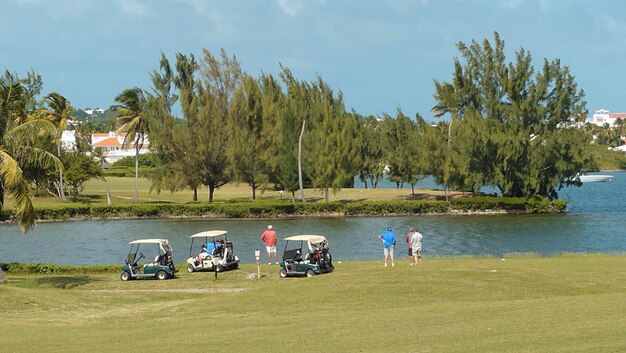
[{"x1": 579, "y1": 174, "x2": 613, "y2": 183}]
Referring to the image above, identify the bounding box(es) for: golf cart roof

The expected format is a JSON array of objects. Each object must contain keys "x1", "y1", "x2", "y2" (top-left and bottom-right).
[
  {"x1": 284, "y1": 235, "x2": 327, "y2": 243},
  {"x1": 189, "y1": 230, "x2": 228, "y2": 238},
  {"x1": 128, "y1": 239, "x2": 170, "y2": 245}
]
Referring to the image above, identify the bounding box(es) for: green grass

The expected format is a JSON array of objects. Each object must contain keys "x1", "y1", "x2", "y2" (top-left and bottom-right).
[
  {"x1": 26, "y1": 176, "x2": 471, "y2": 208},
  {"x1": 2, "y1": 255, "x2": 626, "y2": 352}
]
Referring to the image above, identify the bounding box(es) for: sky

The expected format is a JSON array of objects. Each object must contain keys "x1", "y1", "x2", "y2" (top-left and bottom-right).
[{"x1": 1, "y1": 0, "x2": 625, "y2": 121}]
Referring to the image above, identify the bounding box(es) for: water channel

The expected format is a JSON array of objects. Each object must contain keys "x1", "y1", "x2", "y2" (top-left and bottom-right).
[{"x1": 0, "y1": 172, "x2": 624, "y2": 266}]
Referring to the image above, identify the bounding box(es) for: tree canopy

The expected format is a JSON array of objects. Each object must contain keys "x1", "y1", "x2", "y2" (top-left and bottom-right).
[{"x1": 432, "y1": 32, "x2": 593, "y2": 197}]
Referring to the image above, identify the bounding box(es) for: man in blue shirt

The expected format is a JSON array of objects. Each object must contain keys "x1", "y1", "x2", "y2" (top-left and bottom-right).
[
  {"x1": 378, "y1": 226, "x2": 396, "y2": 267},
  {"x1": 205, "y1": 241, "x2": 221, "y2": 255}
]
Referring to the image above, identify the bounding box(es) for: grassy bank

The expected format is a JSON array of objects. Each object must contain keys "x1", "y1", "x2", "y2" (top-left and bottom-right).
[
  {"x1": 0, "y1": 177, "x2": 565, "y2": 223},
  {"x1": 31, "y1": 176, "x2": 467, "y2": 206},
  {"x1": 1, "y1": 255, "x2": 625, "y2": 352}
]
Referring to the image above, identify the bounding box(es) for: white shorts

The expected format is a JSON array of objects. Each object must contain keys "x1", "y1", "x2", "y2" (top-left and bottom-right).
[
  {"x1": 265, "y1": 245, "x2": 277, "y2": 254},
  {"x1": 412, "y1": 248, "x2": 422, "y2": 257},
  {"x1": 384, "y1": 247, "x2": 394, "y2": 256}
]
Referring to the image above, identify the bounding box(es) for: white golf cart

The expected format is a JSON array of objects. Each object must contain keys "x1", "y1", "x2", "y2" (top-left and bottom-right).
[
  {"x1": 186, "y1": 230, "x2": 240, "y2": 273},
  {"x1": 279, "y1": 235, "x2": 334, "y2": 278},
  {"x1": 120, "y1": 239, "x2": 177, "y2": 281}
]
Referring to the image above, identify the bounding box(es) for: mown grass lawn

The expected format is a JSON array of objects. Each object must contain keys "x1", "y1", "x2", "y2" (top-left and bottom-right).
[
  {"x1": 28, "y1": 176, "x2": 468, "y2": 208},
  {"x1": 1, "y1": 255, "x2": 625, "y2": 352}
]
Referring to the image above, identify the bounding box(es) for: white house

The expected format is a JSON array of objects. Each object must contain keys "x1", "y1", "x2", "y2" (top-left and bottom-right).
[
  {"x1": 91, "y1": 131, "x2": 150, "y2": 163},
  {"x1": 589, "y1": 109, "x2": 626, "y2": 127},
  {"x1": 60, "y1": 130, "x2": 77, "y2": 150}
]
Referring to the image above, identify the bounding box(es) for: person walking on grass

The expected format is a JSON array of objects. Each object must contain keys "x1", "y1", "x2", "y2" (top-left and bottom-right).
[
  {"x1": 378, "y1": 225, "x2": 396, "y2": 267},
  {"x1": 407, "y1": 227, "x2": 416, "y2": 266},
  {"x1": 410, "y1": 228, "x2": 423, "y2": 266},
  {"x1": 260, "y1": 225, "x2": 279, "y2": 265}
]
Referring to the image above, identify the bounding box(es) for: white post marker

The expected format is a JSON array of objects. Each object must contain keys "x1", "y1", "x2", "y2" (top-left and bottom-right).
[{"x1": 255, "y1": 249, "x2": 261, "y2": 278}]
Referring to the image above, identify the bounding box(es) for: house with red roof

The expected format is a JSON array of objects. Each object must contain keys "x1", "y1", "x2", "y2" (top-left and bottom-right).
[
  {"x1": 589, "y1": 109, "x2": 626, "y2": 127},
  {"x1": 91, "y1": 131, "x2": 150, "y2": 163}
]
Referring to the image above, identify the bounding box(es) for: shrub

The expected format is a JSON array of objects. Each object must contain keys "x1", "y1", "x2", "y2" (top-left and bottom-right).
[
  {"x1": 1, "y1": 263, "x2": 119, "y2": 274},
  {"x1": 19, "y1": 196, "x2": 565, "y2": 223},
  {"x1": 451, "y1": 197, "x2": 527, "y2": 211},
  {"x1": 344, "y1": 200, "x2": 449, "y2": 215},
  {"x1": 525, "y1": 196, "x2": 567, "y2": 213}
]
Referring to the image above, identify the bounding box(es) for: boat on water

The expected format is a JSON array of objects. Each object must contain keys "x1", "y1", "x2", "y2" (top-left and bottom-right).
[{"x1": 579, "y1": 174, "x2": 613, "y2": 183}]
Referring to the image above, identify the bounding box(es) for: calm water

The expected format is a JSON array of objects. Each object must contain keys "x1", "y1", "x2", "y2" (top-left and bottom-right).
[{"x1": 0, "y1": 172, "x2": 624, "y2": 265}]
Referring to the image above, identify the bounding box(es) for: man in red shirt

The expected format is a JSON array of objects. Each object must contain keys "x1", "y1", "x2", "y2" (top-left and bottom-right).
[{"x1": 260, "y1": 225, "x2": 278, "y2": 265}]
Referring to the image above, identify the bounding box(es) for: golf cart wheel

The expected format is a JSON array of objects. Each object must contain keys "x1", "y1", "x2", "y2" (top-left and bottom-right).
[
  {"x1": 187, "y1": 264, "x2": 195, "y2": 273},
  {"x1": 216, "y1": 265, "x2": 223, "y2": 272},
  {"x1": 305, "y1": 269, "x2": 316, "y2": 278},
  {"x1": 231, "y1": 263, "x2": 239, "y2": 270},
  {"x1": 120, "y1": 272, "x2": 131, "y2": 281},
  {"x1": 279, "y1": 269, "x2": 288, "y2": 278},
  {"x1": 156, "y1": 270, "x2": 168, "y2": 280}
]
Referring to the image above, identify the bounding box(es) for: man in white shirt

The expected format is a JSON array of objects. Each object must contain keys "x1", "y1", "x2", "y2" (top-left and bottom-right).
[{"x1": 410, "y1": 228, "x2": 423, "y2": 266}]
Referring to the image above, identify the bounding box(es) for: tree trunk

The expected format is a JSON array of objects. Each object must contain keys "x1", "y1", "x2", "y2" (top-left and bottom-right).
[
  {"x1": 252, "y1": 186, "x2": 256, "y2": 200},
  {"x1": 324, "y1": 187, "x2": 329, "y2": 202},
  {"x1": 298, "y1": 119, "x2": 306, "y2": 203},
  {"x1": 193, "y1": 188, "x2": 198, "y2": 201},
  {"x1": 444, "y1": 118, "x2": 453, "y2": 202},
  {"x1": 0, "y1": 268, "x2": 7, "y2": 284},
  {"x1": 208, "y1": 184, "x2": 215, "y2": 203},
  {"x1": 106, "y1": 187, "x2": 111, "y2": 205},
  {"x1": 134, "y1": 145, "x2": 139, "y2": 202},
  {"x1": 57, "y1": 144, "x2": 66, "y2": 201}
]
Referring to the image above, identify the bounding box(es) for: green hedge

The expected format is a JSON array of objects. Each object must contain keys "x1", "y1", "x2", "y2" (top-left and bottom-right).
[
  {"x1": 450, "y1": 197, "x2": 527, "y2": 211},
  {"x1": 0, "y1": 263, "x2": 120, "y2": 274},
  {"x1": 5, "y1": 197, "x2": 567, "y2": 222},
  {"x1": 104, "y1": 167, "x2": 155, "y2": 177},
  {"x1": 344, "y1": 200, "x2": 449, "y2": 215}
]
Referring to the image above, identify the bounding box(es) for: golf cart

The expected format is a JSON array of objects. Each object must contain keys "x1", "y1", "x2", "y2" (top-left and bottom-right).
[
  {"x1": 186, "y1": 230, "x2": 240, "y2": 273},
  {"x1": 120, "y1": 239, "x2": 177, "y2": 281},
  {"x1": 279, "y1": 235, "x2": 334, "y2": 278}
]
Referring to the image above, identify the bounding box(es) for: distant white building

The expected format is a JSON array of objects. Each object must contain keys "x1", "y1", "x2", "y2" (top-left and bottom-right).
[
  {"x1": 91, "y1": 131, "x2": 150, "y2": 163},
  {"x1": 589, "y1": 109, "x2": 626, "y2": 127},
  {"x1": 83, "y1": 108, "x2": 105, "y2": 115},
  {"x1": 61, "y1": 130, "x2": 77, "y2": 150}
]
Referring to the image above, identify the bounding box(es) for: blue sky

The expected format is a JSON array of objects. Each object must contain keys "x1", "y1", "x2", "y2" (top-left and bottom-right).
[{"x1": 1, "y1": 0, "x2": 625, "y2": 120}]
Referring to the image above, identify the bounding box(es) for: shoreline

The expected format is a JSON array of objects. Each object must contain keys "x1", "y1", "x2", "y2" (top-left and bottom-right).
[{"x1": 0, "y1": 208, "x2": 542, "y2": 226}]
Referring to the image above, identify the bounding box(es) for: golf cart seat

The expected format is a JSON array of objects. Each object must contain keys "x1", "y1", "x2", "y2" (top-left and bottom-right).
[
  {"x1": 144, "y1": 255, "x2": 161, "y2": 268},
  {"x1": 283, "y1": 249, "x2": 302, "y2": 262}
]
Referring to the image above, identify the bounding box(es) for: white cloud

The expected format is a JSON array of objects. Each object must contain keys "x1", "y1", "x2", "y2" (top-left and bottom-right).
[
  {"x1": 598, "y1": 13, "x2": 626, "y2": 38},
  {"x1": 175, "y1": 0, "x2": 214, "y2": 14},
  {"x1": 115, "y1": 0, "x2": 147, "y2": 16},
  {"x1": 277, "y1": 0, "x2": 304, "y2": 16},
  {"x1": 500, "y1": 0, "x2": 523, "y2": 10}
]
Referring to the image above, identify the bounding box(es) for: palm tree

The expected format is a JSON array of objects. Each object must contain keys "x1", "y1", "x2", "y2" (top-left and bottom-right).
[
  {"x1": 0, "y1": 71, "x2": 61, "y2": 232},
  {"x1": 113, "y1": 88, "x2": 156, "y2": 202},
  {"x1": 42, "y1": 92, "x2": 73, "y2": 200}
]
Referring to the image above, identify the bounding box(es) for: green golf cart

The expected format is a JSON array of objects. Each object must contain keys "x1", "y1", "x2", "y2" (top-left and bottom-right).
[
  {"x1": 120, "y1": 239, "x2": 177, "y2": 281},
  {"x1": 279, "y1": 235, "x2": 334, "y2": 278}
]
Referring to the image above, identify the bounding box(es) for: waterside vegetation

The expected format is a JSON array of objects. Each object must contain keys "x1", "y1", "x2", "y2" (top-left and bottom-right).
[{"x1": 0, "y1": 196, "x2": 566, "y2": 223}]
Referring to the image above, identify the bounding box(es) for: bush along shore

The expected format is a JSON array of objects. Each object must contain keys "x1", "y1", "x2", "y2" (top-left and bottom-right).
[{"x1": 0, "y1": 197, "x2": 566, "y2": 223}]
